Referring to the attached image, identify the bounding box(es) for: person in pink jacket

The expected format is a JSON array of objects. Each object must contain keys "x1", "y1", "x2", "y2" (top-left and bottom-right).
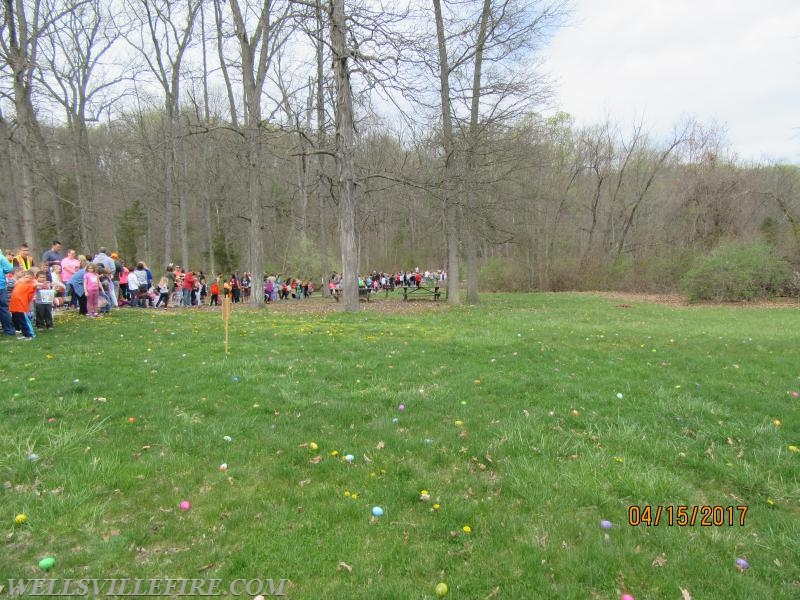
[
  {"x1": 61, "y1": 249, "x2": 81, "y2": 308},
  {"x1": 83, "y1": 263, "x2": 101, "y2": 317}
]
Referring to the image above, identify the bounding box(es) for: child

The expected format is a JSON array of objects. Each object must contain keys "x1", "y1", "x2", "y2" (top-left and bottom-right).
[
  {"x1": 209, "y1": 278, "x2": 220, "y2": 306},
  {"x1": 49, "y1": 264, "x2": 66, "y2": 308},
  {"x1": 155, "y1": 276, "x2": 170, "y2": 308},
  {"x1": 98, "y1": 268, "x2": 113, "y2": 314},
  {"x1": 83, "y1": 263, "x2": 101, "y2": 317},
  {"x1": 10, "y1": 270, "x2": 39, "y2": 339},
  {"x1": 34, "y1": 271, "x2": 55, "y2": 329}
]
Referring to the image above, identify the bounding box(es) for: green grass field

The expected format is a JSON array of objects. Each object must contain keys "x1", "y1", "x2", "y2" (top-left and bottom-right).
[{"x1": 1, "y1": 293, "x2": 798, "y2": 599}]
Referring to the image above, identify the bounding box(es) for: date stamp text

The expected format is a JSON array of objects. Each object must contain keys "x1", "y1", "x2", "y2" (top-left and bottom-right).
[{"x1": 627, "y1": 505, "x2": 748, "y2": 527}]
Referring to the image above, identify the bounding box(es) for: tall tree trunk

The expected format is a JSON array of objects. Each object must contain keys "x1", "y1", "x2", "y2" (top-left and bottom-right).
[
  {"x1": 432, "y1": 0, "x2": 459, "y2": 304},
  {"x1": 0, "y1": 112, "x2": 20, "y2": 240},
  {"x1": 19, "y1": 150, "x2": 35, "y2": 248},
  {"x1": 247, "y1": 126, "x2": 265, "y2": 303},
  {"x1": 330, "y1": 0, "x2": 359, "y2": 311},
  {"x1": 72, "y1": 122, "x2": 95, "y2": 250},
  {"x1": 464, "y1": 0, "x2": 491, "y2": 305},
  {"x1": 163, "y1": 111, "x2": 175, "y2": 266},
  {"x1": 178, "y1": 133, "x2": 189, "y2": 268},
  {"x1": 315, "y1": 2, "x2": 329, "y2": 289}
]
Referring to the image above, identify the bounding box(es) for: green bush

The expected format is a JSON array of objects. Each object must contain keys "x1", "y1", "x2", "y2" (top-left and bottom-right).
[
  {"x1": 680, "y1": 242, "x2": 791, "y2": 302},
  {"x1": 478, "y1": 257, "x2": 525, "y2": 291}
]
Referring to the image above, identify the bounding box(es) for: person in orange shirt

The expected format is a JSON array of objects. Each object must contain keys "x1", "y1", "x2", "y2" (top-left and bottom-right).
[
  {"x1": 10, "y1": 270, "x2": 39, "y2": 339},
  {"x1": 209, "y1": 278, "x2": 220, "y2": 306}
]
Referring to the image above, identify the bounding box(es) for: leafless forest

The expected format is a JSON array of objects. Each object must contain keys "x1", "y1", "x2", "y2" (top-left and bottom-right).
[{"x1": 2, "y1": 0, "x2": 798, "y2": 308}]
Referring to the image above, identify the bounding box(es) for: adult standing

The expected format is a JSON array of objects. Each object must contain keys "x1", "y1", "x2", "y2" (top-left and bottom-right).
[
  {"x1": 0, "y1": 249, "x2": 16, "y2": 337},
  {"x1": 12, "y1": 243, "x2": 35, "y2": 270},
  {"x1": 60, "y1": 249, "x2": 81, "y2": 307},
  {"x1": 61, "y1": 249, "x2": 80, "y2": 281},
  {"x1": 182, "y1": 270, "x2": 196, "y2": 307},
  {"x1": 41, "y1": 240, "x2": 64, "y2": 268},
  {"x1": 92, "y1": 247, "x2": 115, "y2": 275}
]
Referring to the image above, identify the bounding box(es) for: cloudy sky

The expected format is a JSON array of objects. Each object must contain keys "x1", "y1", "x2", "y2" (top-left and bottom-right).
[{"x1": 543, "y1": 0, "x2": 800, "y2": 163}]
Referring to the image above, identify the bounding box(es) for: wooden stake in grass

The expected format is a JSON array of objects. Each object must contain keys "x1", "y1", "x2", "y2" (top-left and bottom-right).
[{"x1": 222, "y1": 295, "x2": 231, "y2": 354}]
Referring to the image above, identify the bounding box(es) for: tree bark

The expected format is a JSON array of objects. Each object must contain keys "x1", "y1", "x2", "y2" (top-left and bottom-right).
[
  {"x1": 315, "y1": 2, "x2": 329, "y2": 289},
  {"x1": 432, "y1": 0, "x2": 459, "y2": 304},
  {"x1": 330, "y1": 0, "x2": 359, "y2": 311}
]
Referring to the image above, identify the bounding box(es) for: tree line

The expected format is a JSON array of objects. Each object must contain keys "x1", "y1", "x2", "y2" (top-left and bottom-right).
[{"x1": 1, "y1": 0, "x2": 797, "y2": 309}]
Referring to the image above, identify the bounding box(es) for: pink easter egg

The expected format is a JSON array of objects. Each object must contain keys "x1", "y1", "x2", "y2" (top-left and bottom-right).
[
  {"x1": 621, "y1": 594, "x2": 635, "y2": 600},
  {"x1": 179, "y1": 500, "x2": 191, "y2": 511}
]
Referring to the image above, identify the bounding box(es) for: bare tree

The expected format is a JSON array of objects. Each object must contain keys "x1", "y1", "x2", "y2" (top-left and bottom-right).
[
  {"x1": 432, "y1": 0, "x2": 459, "y2": 304},
  {"x1": 124, "y1": 0, "x2": 201, "y2": 267},
  {"x1": 37, "y1": 0, "x2": 130, "y2": 250},
  {"x1": 215, "y1": 0, "x2": 293, "y2": 304},
  {"x1": 0, "y1": 0, "x2": 77, "y2": 248}
]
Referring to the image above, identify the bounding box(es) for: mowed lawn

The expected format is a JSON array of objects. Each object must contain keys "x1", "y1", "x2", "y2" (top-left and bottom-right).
[{"x1": 1, "y1": 293, "x2": 798, "y2": 599}]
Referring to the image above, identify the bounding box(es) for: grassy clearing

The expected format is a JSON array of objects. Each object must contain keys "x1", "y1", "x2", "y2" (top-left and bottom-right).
[{"x1": 1, "y1": 293, "x2": 799, "y2": 599}]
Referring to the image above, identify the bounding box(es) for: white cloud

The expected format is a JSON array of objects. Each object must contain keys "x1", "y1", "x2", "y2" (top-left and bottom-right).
[{"x1": 544, "y1": 0, "x2": 800, "y2": 163}]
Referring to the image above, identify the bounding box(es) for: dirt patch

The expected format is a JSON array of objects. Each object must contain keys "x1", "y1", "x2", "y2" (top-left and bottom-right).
[
  {"x1": 188, "y1": 295, "x2": 450, "y2": 316},
  {"x1": 583, "y1": 291, "x2": 799, "y2": 309}
]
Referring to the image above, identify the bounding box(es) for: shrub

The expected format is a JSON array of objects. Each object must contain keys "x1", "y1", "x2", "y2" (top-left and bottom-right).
[
  {"x1": 680, "y1": 242, "x2": 791, "y2": 302},
  {"x1": 478, "y1": 257, "x2": 527, "y2": 292}
]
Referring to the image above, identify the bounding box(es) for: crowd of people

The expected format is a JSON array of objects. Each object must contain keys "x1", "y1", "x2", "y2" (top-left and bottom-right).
[{"x1": 0, "y1": 239, "x2": 447, "y2": 341}]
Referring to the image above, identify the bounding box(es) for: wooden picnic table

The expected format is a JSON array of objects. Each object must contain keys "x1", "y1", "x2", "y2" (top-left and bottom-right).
[{"x1": 401, "y1": 285, "x2": 443, "y2": 301}]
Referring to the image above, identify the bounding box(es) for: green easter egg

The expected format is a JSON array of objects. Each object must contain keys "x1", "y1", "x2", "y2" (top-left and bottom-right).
[{"x1": 38, "y1": 557, "x2": 55, "y2": 571}]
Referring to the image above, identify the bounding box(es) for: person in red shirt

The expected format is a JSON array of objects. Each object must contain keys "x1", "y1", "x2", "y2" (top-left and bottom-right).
[
  {"x1": 182, "y1": 270, "x2": 196, "y2": 307},
  {"x1": 10, "y1": 270, "x2": 39, "y2": 339}
]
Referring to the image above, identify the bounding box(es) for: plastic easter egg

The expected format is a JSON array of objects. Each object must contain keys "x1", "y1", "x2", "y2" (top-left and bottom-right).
[
  {"x1": 14, "y1": 513, "x2": 27, "y2": 524},
  {"x1": 616, "y1": 393, "x2": 624, "y2": 399},
  {"x1": 735, "y1": 557, "x2": 750, "y2": 570},
  {"x1": 27, "y1": 453, "x2": 40, "y2": 462},
  {"x1": 38, "y1": 557, "x2": 55, "y2": 571},
  {"x1": 371, "y1": 506, "x2": 384, "y2": 517},
  {"x1": 435, "y1": 582, "x2": 449, "y2": 596},
  {"x1": 179, "y1": 500, "x2": 191, "y2": 511},
  {"x1": 398, "y1": 403, "x2": 406, "y2": 411},
  {"x1": 309, "y1": 442, "x2": 318, "y2": 451},
  {"x1": 223, "y1": 435, "x2": 232, "y2": 443},
  {"x1": 600, "y1": 520, "x2": 612, "y2": 529},
  {"x1": 219, "y1": 463, "x2": 228, "y2": 472},
  {"x1": 345, "y1": 454, "x2": 354, "y2": 463},
  {"x1": 620, "y1": 595, "x2": 634, "y2": 600}
]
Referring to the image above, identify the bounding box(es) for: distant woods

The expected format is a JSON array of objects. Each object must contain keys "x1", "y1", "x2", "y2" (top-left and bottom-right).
[{"x1": 0, "y1": 0, "x2": 797, "y2": 307}]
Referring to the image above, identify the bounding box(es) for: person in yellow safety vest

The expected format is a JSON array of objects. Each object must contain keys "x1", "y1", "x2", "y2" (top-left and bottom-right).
[{"x1": 13, "y1": 243, "x2": 35, "y2": 271}]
